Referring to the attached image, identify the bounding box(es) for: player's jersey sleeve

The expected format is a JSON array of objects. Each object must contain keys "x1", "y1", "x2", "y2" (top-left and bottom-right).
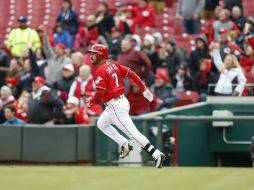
[
  {"x1": 94, "y1": 69, "x2": 107, "y2": 90},
  {"x1": 118, "y1": 64, "x2": 131, "y2": 78}
]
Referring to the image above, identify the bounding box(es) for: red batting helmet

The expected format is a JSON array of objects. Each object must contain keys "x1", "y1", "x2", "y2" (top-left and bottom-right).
[{"x1": 88, "y1": 44, "x2": 108, "y2": 60}]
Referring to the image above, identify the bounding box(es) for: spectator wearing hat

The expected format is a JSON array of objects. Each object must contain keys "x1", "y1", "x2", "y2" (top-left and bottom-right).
[
  {"x1": 193, "y1": 59, "x2": 217, "y2": 100},
  {"x1": 142, "y1": 34, "x2": 160, "y2": 72},
  {"x1": 96, "y1": 1, "x2": 115, "y2": 38},
  {"x1": 126, "y1": 80, "x2": 157, "y2": 115},
  {"x1": 28, "y1": 76, "x2": 64, "y2": 124},
  {"x1": 74, "y1": 22, "x2": 89, "y2": 53},
  {"x1": 150, "y1": 70, "x2": 179, "y2": 111},
  {"x1": 189, "y1": 35, "x2": 210, "y2": 75},
  {"x1": 56, "y1": 0, "x2": 79, "y2": 40},
  {"x1": 7, "y1": 16, "x2": 41, "y2": 58},
  {"x1": 54, "y1": 22, "x2": 73, "y2": 49},
  {"x1": 135, "y1": 0, "x2": 156, "y2": 28},
  {"x1": 176, "y1": 0, "x2": 205, "y2": 34},
  {"x1": 214, "y1": 28, "x2": 243, "y2": 61},
  {"x1": 53, "y1": 63, "x2": 75, "y2": 102},
  {"x1": 63, "y1": 96, "x2": 102, "y2": 124},
  {"x1": 210, "y1": 43, "x2": 246, "y2": 96},
  {"x1": 117, "y1": 39, "x2": 151, "y2": 81},
  {"x1": 3, "y1": 105, "x2": 26, "y2": 126},
  {"x1": 42, "y1": 29, "x2": 71, "y2": 85},
  {"x1": 172, "y1": 65, "x2": 193, "y2": 93},
  {"x1": 131, "y1": 34, "x2": 142, "y2": 51},
  {"x1": 159, "y1": 38, "x2": 185, "y2": 79},
  {"x1": 69, "y1": 65, "x2": 96, "y2": 107},
  {"x1": 0, "y1": 86, "x2": 16, "y2": 123},
  {"x1": 208, "y1": 9, "x2": 241, "y2": 43}
]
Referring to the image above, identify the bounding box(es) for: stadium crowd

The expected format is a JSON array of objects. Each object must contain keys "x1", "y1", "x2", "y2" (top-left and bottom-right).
[{"x1": 0, "y1": 0, "x2": 254, "y2": 125}]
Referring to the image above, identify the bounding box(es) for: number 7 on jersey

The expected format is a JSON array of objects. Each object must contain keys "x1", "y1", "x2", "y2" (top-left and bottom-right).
[{"x1": 112, "y1": 73, "x2": 119, "y2": 87}]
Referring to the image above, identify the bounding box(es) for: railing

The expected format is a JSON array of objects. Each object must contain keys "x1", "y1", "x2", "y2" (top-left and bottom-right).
[
  {"x1": 165, "y1": 115, "x2": 254, "y2": 166},
  {"x1": 208, "y1": 83, "x2": 254, "y2": 95}
]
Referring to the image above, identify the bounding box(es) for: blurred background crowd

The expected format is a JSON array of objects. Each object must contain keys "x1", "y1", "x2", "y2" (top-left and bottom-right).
[{"x1": 0, "y1": 0, "x2": 254, "y2": 125}]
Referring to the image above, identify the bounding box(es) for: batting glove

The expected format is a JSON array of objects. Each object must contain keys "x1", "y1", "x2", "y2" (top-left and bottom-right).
[{"x1": 143, "y1": 88, "x2": 154, "y2": 102}]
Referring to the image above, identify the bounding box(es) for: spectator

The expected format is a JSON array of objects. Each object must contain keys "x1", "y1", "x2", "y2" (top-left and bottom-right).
[
  {"x1": 239, "y1": 45, "x2": 254, "y2": 74},
  {"x1": 74, "y1": 25, "x2": 89, "y2": 53},
  {"x1": 17, "y1": 44, "x2": 42, "y2": 94},
  {"x1": 3, "y1": 105, "x2": 25, "y2": 126},
  {"x1": 159, "y1": 38, "x2": 185, "y2": 79},
  {"x1": 172, "y1": 65, "x2": 192, "y2": 93},
  {"x1": 211, "y1": 43, "x2": 246, "y2": 96},
  {"x1": 150, "y1": 70, "x2": 179, "y2": 110},
  {"x1": 131, "y1": 34, "x2": 142, "y2": 51},
  {"x1": 176, "y1": 0, "x2": 205, "y2": 34},
  {"x1": 149, "y1": 0, "x2": 165, "y2": 14},
  {"x1": 54, "y1": 23, "x2": 73, "y2": 49},
  {"x1": 53, "y1": 63, "x2": 75, "y2": 102},
  {"x1": 0, "y1": 48, "x2": 10, "y2": 87},
  {"x1": 28, "y1": 76, "x2": 64, "y2": 124},
  {"x1": 193, "y1": 59, "x2": 217, "y2": 100},
  {"x1": 189, "y1": 35, "x2": 210, "y2": 75},
  {"x1": 69, "y1": 65, "x2": 96, "y2": 106},
  {"x1": 34, "y1": 48, "x2": 47, "y2": 76},
  {"x1": 117, "y1": 39, "x2": 151, "y2": 81},
  {"x1": 56, "y1": 0, "x2": 79, "y2": 40},
  {"x1": 42, "y1": 30, "x2": 71, "y2": 85},
  {"x1": 7, "y1": 16, "x2": 41, "y2": 58},
  {"x1": 123, "y1": 5, "x2": 137, "y2": 34},
  {"x1": 86, "y1": 15, "x2": 100, "y2": 43},
  {"x1": 202, "y1": 0, "x2": 219, "y2": 19},
  {"x1": 0, "y1": 86, "x2": 16, "y2": 123},
  {"x1": 63, "y1": 96, "x2": 89, "y2": 124},
  {"x1": 231, "y1": 5, "x2": 246, "y2": 32},
  {"x1": 135, "y1": 0, "x2": 156, "y2": 28},
  {"x1": 114, "y1": 2, "x2": 131, "y2": 35},
  {"x1": 0, "y1": 59, "x2": 22, "y2": 90},
  {"x1": 217, "y1": 28, "x2": 243, "y2": 61},
  {"x1": 14, "y1": 91, "x2": 30, "y2": 123},
  {"x1": 208, "y1": 9, "x2": 240, "y2": 42},
  {"x1": 96, "y1": 1, "x2": 115, "y2": 38},
  {"x1": 108, "y1": 27, "x2": 123, "y2": 61},
  {"x1": 142, "y1": 34, "x2": 160, "y2": 72},
  {"x1": 126, "y1": 80, "x2": 157, "y2": 115},
  {"x1": 224, "y1": 0, "x2": 242, "y2": 11}
]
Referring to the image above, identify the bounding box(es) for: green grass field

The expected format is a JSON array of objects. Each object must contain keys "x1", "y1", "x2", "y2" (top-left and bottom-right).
[{"x1": 0, "y1": 166, "x2": 254, "y2": 190}]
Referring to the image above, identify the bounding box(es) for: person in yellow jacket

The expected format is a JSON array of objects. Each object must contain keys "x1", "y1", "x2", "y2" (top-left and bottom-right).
[{"x1": 7, "y1": 16, "x2": 41, "y2": 58}]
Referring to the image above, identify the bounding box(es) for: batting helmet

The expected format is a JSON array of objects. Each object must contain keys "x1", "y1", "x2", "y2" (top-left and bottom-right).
[{"x1": 88, "y1": 44, "x2": 108, "y2": 60}]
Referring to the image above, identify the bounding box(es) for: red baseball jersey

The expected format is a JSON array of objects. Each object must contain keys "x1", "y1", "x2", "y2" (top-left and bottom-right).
[{"x1": 94, "y1": 61, "x2": 130, "y2": 103}]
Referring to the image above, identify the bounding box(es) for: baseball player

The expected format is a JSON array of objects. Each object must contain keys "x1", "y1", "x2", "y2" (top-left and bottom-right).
[{"x1": 86, "y1": 44, "x2": 165, "y2": 168}]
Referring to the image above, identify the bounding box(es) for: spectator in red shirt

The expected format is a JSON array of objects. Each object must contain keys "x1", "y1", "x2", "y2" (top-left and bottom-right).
[
  {"x1": 68, "y1": 65, "x2": 96, "y2": 106},
  {"x1": 126, "y1": 80, "x2": 157, "y2": 115},
  {"x1": 117, "y1": 39, "x2": 151, "y2": 81},
  {"x1": 135, "y1": 0, "x2": 156, "y2": 28}
]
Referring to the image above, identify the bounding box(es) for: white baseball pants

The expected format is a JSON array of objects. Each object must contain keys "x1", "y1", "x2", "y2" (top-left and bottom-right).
[{"x1": 97, "y1": 95, "x2": 150, "y2": 148}]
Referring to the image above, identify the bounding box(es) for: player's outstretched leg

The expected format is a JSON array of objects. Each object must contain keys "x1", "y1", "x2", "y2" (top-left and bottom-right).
[{"x1": 143, "y1": 143, "x2": 166, "y2": 168}]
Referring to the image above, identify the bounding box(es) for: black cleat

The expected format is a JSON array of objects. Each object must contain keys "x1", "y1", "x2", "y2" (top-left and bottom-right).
[
  {"x1": 120, "y1": 143, "x2": 133, "y2": 159},
  {"x1": 155, "y1": 153, "x2": 166, "y2": 168}
]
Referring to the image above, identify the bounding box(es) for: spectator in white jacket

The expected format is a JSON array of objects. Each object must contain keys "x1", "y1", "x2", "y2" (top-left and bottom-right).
[{"x1": 211, "y1": 42, "x2": 246, "y2": 96}]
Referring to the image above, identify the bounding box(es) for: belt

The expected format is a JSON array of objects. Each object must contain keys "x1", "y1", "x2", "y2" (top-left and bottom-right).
[{"x1": 104, "y1": 95, "x2": 124, "y2": 106}]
